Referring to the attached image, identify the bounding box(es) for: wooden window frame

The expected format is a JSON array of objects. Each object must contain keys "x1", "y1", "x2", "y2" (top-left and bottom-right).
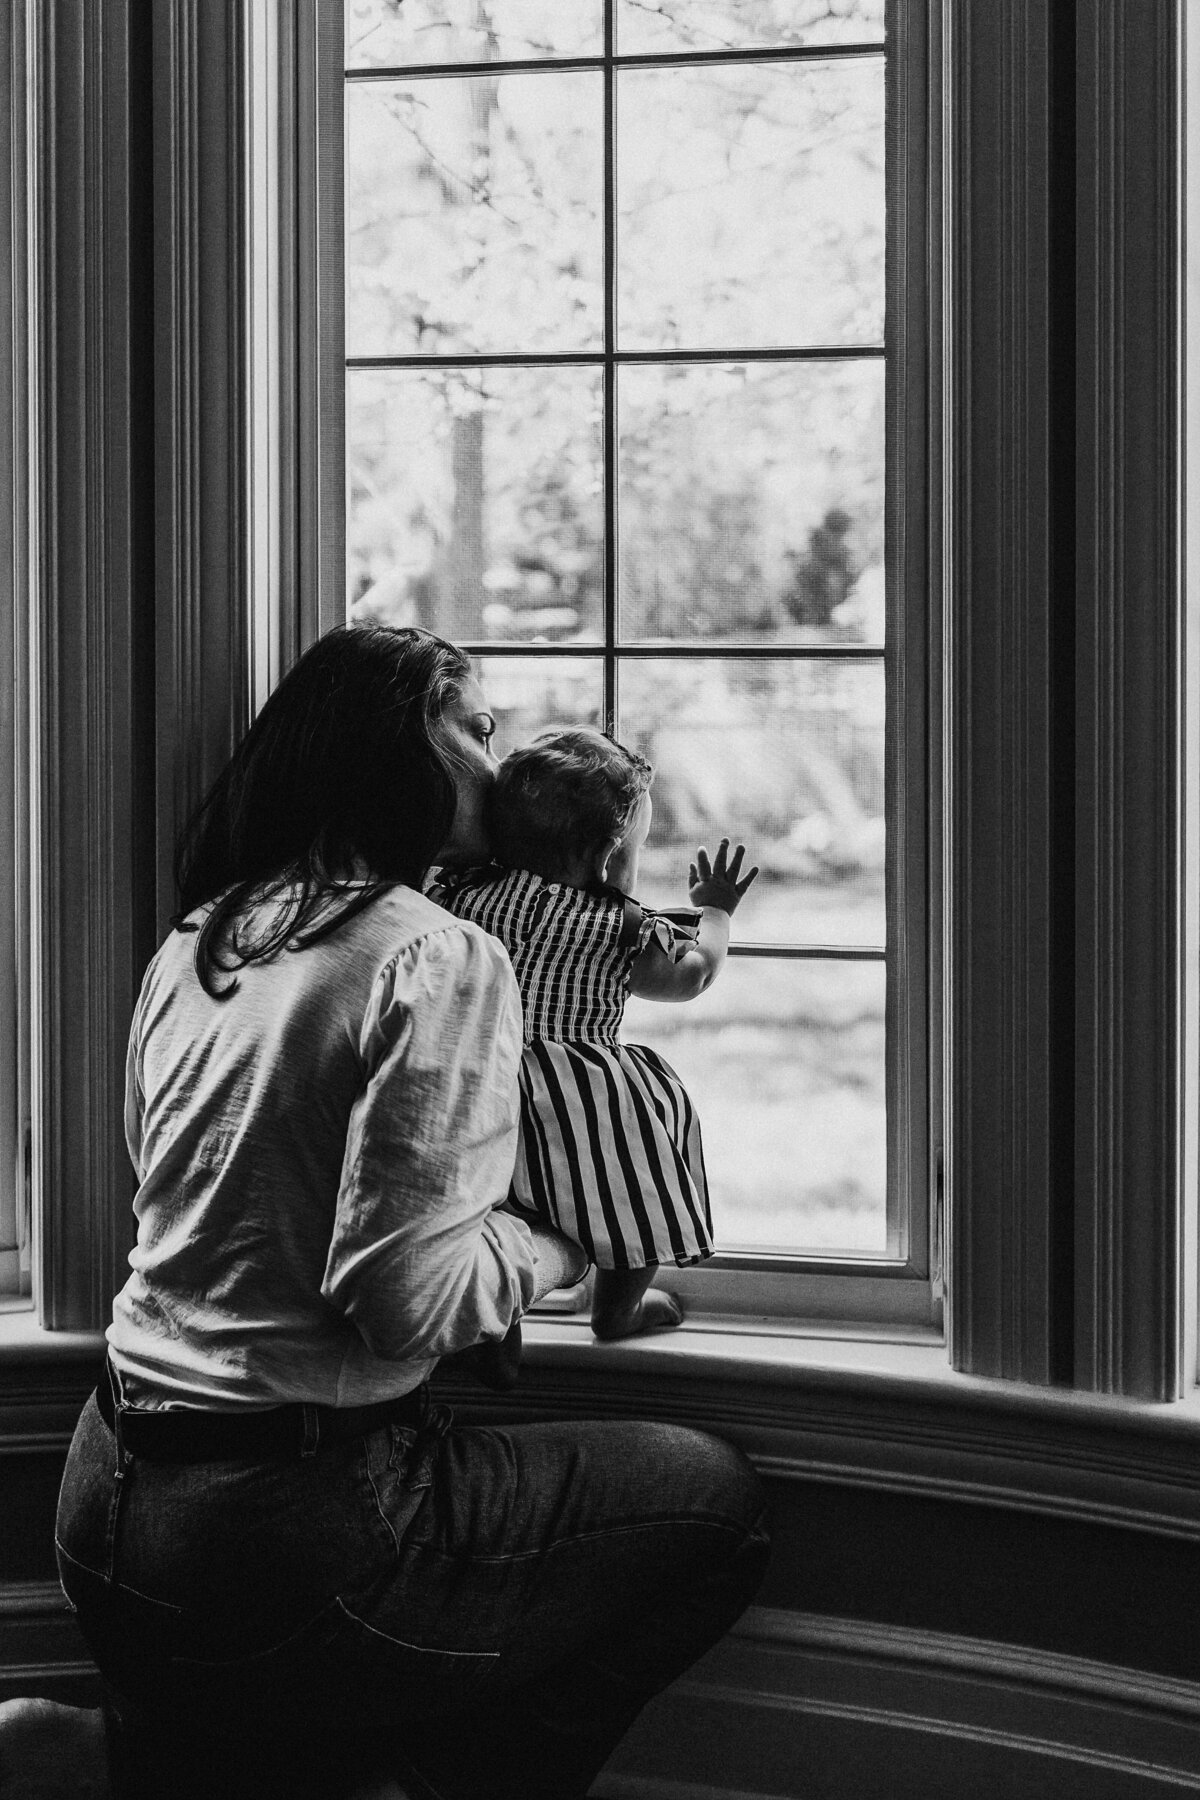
[{"x1": 322, "y1": 2, "x2": 940, "y2": 1334}]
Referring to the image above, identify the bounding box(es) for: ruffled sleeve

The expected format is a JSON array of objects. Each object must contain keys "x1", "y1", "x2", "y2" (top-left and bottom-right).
[{"x1": 632, "y1": 905, "x2": 701, "y2": 965}]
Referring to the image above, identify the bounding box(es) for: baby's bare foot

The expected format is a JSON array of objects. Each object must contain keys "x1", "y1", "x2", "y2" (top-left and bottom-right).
[{"x1": 591, "y1": 1288, "x2": 684, "y2": 1341}]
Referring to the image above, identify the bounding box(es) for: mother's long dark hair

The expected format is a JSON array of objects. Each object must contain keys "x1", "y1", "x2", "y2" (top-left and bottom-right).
[{"x1": 175, "y1": 624, "x2": 473, "y2": 996}]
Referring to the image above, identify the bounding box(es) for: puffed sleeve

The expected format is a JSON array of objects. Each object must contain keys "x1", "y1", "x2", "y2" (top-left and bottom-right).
[
  {"x1": 320, "y1": 921, "x2": 540, "y2": 1362},
  {"x1": 634, "y1": 907, "x2": 701, "y2": 965}
]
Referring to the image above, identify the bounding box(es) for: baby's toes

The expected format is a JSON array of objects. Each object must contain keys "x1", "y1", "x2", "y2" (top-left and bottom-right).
[{"x1": 641, "y1": 1289, "x2": 684, "y2": 1332}]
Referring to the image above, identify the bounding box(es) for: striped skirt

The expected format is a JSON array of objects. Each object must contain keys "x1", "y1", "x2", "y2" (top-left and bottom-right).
[{"x1": 513, "y1": 1037, "x2": 713, "y2": 1270}]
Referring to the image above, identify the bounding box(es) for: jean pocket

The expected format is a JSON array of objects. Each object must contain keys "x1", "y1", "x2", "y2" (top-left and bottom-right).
[
  {"x1": 328, "y1": 1595, "x2": 500, "y2": 1719},
  {"x1": 389, "y1": 1405, "x2": 451, "y2": 1493},
  {"x1": 172, "y1": 1594, "x2": 351, "y2": 1674},
  {"x1": 176, "y1": 1591, "x2": 499, "y2": 1732}
]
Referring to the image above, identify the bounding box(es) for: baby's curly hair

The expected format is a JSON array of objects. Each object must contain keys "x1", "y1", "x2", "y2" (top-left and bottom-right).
[{"x1": 489, "y1": 726, "x2": 653, "y2": 880}]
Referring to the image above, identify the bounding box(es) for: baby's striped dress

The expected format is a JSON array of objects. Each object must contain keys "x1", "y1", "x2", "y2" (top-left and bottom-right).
[{"x1": 434, "y1": 866, "x2": 713, "y2": 1271}]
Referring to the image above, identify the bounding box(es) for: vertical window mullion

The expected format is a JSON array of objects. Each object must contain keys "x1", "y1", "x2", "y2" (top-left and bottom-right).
[{"x1": 603, "y1": 0, "x2": 617, "y2": 732}]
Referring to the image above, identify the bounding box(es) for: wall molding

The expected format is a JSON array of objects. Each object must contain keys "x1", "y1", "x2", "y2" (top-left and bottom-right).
[
  {"x1": 1071, "y1": 0, "x2": 1186, "y2": 1398},
  {"x1": 8, "y1": 1584, "x2": 1200, "y2": 1795},
  {"x1": 0, "y1": 1579, "x2": 94, "y2": 1705},
  {"x1": 747, "y1": 1608, "x2": 1200, "y2": 1720},
  {"x1": 597, "y1": 1606, "x2": 1200, "y2": 1799},
  {"x1": 946, "y1": 0, "x2": 1069, "y2": 1386},
  {"x1": 442, "y1": 1335, "x2": 1200, "y2": 1542},
  {"x1": 26, "y1": 0, "x2": 149, "y2": 1329},
  {"x1": 18, "y1": 1328, "x2": 1200, "y2": 1542},
  {"x1": 946, "y1": 0, "x2": 1187, "y2": 1398},
  {"x1": 152, "y1": 0, "x2": 253, "y2": 935}
]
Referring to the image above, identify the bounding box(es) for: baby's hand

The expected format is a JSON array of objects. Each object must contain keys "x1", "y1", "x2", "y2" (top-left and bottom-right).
[{"x1": 688, "y1": 839, "x2": 759, "y2": 915}]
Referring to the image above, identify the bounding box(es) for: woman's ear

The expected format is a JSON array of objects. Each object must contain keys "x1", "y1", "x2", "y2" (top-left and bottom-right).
[{"x1": 593, "y1": 835, "x2": 623, "y2": 884}]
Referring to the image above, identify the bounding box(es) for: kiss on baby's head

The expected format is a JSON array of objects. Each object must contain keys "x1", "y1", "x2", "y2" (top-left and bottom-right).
[{"x1": 488, "y1": 726, "x2": 652, "y2": 882}]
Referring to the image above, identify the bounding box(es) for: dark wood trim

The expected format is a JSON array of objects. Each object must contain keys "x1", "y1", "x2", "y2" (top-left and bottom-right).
[
  {"x1": 1072, "y1": 0, "x2": 1185, "y2": 1398},
  {"x1": 152, "y1": 1, "x2": 252, "y2": 935},
  {"x1": 0, "y1": 0, "x2": 30, "y2": 1300},
  {"x1": 946, "y1": 0, "x2": 1064, "y2": 1382},
  {"x1": 289, "y1": 0, "x2": 345, "y2": 651},
  {"x1": 28, "y1": 0, "x2": 144, "y2": 1327}
]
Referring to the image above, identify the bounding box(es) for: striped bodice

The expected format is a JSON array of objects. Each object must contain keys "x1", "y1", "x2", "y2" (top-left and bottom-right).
[{"x1": 437, "y1": 868, "x2": 632, "y2": 1045}]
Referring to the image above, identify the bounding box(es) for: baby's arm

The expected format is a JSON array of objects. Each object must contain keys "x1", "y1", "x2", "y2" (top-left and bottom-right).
[{"x1": 629, "y1": 838, "x2": 758, "y2": 1001}]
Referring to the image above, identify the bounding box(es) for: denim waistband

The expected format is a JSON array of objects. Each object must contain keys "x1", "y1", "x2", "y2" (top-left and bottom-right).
[{"x1": 95, "y1": 1357, "x2": 429, "y2": 1462}]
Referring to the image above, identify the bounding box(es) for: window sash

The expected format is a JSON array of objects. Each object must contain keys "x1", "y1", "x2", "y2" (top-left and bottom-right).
[{"x1": 316, "y1": 0, "x2": 937, "y2": 1309}]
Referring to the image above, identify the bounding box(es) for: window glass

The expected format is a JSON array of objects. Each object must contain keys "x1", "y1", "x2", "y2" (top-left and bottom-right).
[
  {"x1": 346, "y1": 0, "x2": 604, "y2": 69},
  {"x1": 617, "y1": 359, "x2": 885, "y2": 645},
  {"x1": 346, "y1": 74, "x2": 604, "y2": 357},
  {"x1": 625, "y1": 957, "x2": 887, "y2": 1254},
  {"x1": 616, "y1": 58, "x2": 885, "y2": 350},
  {"x1": 342, "y1": 2, "x2": 897, "y2": 1262},
  {"x1": 615, "y1": 0, "x2": 886, "y2": 57},
  {"x1": 475, "y1": 656, "x2": 604, "y2": 753},
  {"x1": 619, "y1": 658, "x2": 885, "y2": 948},
  {"x1": 349, "y1": 366, "x2": 605, "y2": 639}
]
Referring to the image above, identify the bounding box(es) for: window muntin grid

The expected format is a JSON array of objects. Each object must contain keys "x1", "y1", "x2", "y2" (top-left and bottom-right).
[{"x1": 342, "y1": 3, "x2": 892, "y2": 1259}]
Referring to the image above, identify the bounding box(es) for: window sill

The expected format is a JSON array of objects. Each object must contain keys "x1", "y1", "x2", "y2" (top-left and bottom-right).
[
  {"x1": 0, "y1": 1306, "x2": 105, "y2": 1361},
  {"x1": 522, "y1": 1312, "x2": 1200, "y2": 1426},
  {"x1": 445, "y1": 1314, "x2": 1200, "y2": 1544},
  {"x1": 5, "y1": 1308, "x2": 1200, "y2": 1543}
]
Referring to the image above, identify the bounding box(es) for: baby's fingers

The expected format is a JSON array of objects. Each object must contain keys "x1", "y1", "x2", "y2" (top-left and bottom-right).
[
  {"x1": 724, "y1": 841, "x2": 748, "y2": 882},
  {"x1": 735, "y1": 863, "x2": 760, "y2": 895},
  {"x1": 693, "y1": 845, "x2": 712, "y2": 881}
]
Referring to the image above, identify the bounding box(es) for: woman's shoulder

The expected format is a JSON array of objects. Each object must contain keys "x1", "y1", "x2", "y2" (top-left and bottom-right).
[
  {"x1": 362, "y1": 881, "x2": 520, "y2": 964},
  {"x1": 277, "y1": 880, "x2": 506, "y2": 981}
]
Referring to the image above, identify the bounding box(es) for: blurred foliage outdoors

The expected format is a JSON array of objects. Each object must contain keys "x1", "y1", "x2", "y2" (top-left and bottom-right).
[{"x1": 344, "y1": 0, "x2": 889, "y2": 1253}]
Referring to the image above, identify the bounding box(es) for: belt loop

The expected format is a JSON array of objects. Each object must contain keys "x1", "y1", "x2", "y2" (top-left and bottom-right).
[
  {"x1": 300, "y1": 1402, "x2": 320, "y2": 1458},
  {"x1": 106, "y1": 1357, "x2": 132, "y2": 1482}
]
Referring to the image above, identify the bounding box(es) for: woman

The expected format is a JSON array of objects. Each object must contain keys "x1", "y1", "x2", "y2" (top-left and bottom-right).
[{"x1": 54, "y1": 626, "x2": 769, "y2": 1800}]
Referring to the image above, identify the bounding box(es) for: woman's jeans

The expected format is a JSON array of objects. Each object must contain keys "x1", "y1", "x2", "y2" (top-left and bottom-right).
[{"x1": 56, "y1": 1386, "x2": 770, "y2": 1800}]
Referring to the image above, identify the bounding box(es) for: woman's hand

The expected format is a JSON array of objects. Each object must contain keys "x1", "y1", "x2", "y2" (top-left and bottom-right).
[{"x1": 688, "y1": 839, "x2": 759, "y2": 916}]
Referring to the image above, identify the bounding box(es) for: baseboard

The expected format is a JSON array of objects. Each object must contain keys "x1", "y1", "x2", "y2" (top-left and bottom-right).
[
  {"x1": 593, "y1": 1607, "x2": 1200, "y2": 1799},
  {"x1": 0, "y1": 1580, "x2": 99, "y2": 1705},
  {"x1": 9, "y1": 1583, "x2": 1200, "y2": 1797}
]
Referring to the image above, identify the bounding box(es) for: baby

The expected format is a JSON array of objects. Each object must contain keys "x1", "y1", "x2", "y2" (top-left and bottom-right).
[{"x1": 435, "y1": 725, "x2": 756, "y2": 1373}]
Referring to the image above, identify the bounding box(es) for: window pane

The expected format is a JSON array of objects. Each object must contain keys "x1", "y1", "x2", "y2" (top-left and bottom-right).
[
  {"x1": 348, "y1": 367, "x2": 605, "y2": 641},
  {"x1": 616, "y1": 0, "x2": 885, "y2": 55},
  {"x1": 346, "y1": 0, "x2": 603, "y2": 69},
  {"x1": 475, "y1": 655, "x2": 603, "y2": 755},
  {"x1": 619, "y1": 658, "x2": 885, "y2": 947},
  {"x1": 346, "y1": 75, "x2": 604, "y2": 357},
  {"x1": 618, "y1": 359, "x2": 884, "y2": 645},
  {"x1": 625, "y1": 956, "x2": 887, "y2": 1253},
  {"x1": 617, "y1": 57, "x2": 885, "y2": 350}
]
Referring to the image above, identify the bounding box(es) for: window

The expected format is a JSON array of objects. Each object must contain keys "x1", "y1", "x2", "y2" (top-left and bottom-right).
[
  {"x1": 6, "y1": 1, "x2": 1187, "y2": 1415},
  {"x1": 334, "y1": 0, "x2": 936, "y2": 1327}
]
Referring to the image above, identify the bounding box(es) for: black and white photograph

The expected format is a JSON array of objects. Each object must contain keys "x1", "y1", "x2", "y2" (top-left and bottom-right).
[{"x1": 0, "y1": 2, "x2": 1197, "y2": 1795}]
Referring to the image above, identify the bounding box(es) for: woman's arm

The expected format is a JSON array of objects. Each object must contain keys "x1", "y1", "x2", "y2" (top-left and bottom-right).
[
  {"x1": 628, "y1": 839, "x2": 758, "y2": 1003},
  {"x1": 525, "y1": 1221, "x2": 590, "y2": 1297},
  {"x1": 322, "y1": 924, "x2": 545, "y2": 1362}
]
